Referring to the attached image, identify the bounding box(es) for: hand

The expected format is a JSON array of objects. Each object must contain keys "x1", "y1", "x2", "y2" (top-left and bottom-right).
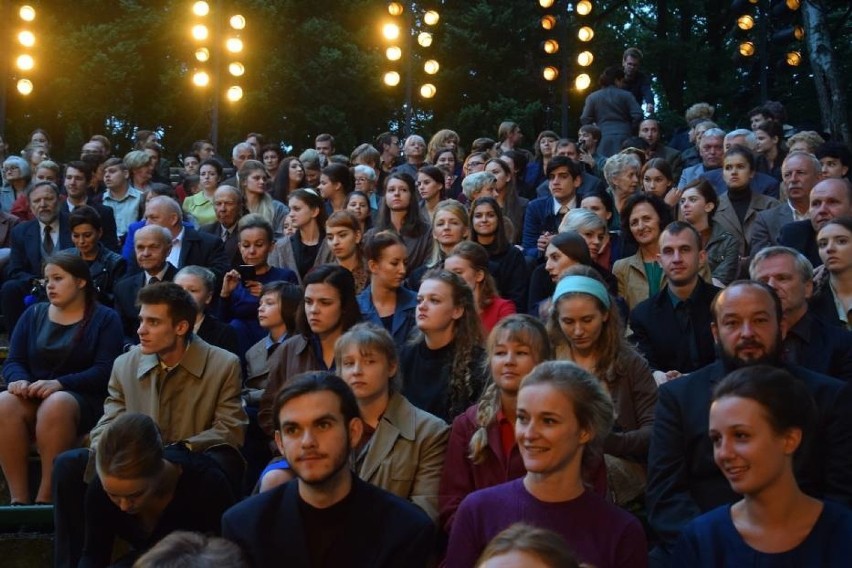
[
  {"x1": 27, "y1": 380, "x2": 63, "y2": 398},
  {"x1": 244, "y1": 280, "x2": 263, "y2": 297},
  {"x1": 221, "y1": 269, "x2": 241, "y2": 297},
  {"x1": 537, "y1": 232, "x2": 553, "y2": 252},
  {"x1": 7, "y1": 380, "x2": 32, "y2": 397}
]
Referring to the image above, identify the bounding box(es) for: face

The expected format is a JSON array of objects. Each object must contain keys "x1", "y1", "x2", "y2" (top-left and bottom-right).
[
  {"x1": 339, "y1": 345, "x2": 395, "y2": 403},
  {"x1": 611, "y1": 166, "x2": 639, "y2": 195},
  {"x1": 433, "y1": 210, "x2": 467, "y2": 249},
  {"x1": 239, "y1": 227, "x2": 272, "y2": 267},
  {"x1": 369, "y1": 243, "x2": 407, "y2": 289},
  {"x1": 751, "y1": 254, "x2": 811, "y2": 317},
  {"x1": 183, "y1": 156, "x2": 199, "y2": 176},
  {"x1": 144, "y1": 149, "x2": 160, "y2": 168},
  {"x1": 3, "y1": 163, "x2": 22, "y2": 181},
  {"x1": 305, "y1": 167, "x2": 321, "y2": 187},
  {"x1": 539, "y1": 136, "x2": 557, "y2": 157},
  {"x1": 750, "y1": 113, "x2": 767, "y2": 131},
  {"x1": 809, "y1": 181, "x2": 852, "y2": 231},
  {"x1": 628, "y1": 202, "x2": 661, "y2": 246},
  {"x1": 712, "y1": 286, "x2": 780, "y2": 368},
  {"x1": 233, "y1": 148, "x2": 253, "y2": 170},
  {"x1": 472, "y1": 203, "x2": 498, "y2": 238},
  {"x1": 700, "y1": 136, "x2": 725, "y2": 168},
  {"x1": 134, "y1": 230, "x2": 170, "y2": 273},
  {"x1": 544, "y1": 244, "x2": 577, "y2": 282},
  {"x1": 781, "y1": 155, "x2": 820, "y2": 203},
  {"x1": 817, "y1": 223, "x2": 852, "y2": 274},
  {"x1": 578, "y1": 129, "x2": 596, "y2": 150},
  {"x1": 29, "y1": 185, "x2": 59, "y2": 224},
  {"x1": 490, "y1": 334, "x2": 539, "y2": 396},
  {"x1": 315, "y1": 140, "x2": 333, "y2": 156},
  {"x1": 137, "y1": 303, "x2": 186, "y2": 356},
  {"x1": 416, "y1": 279, "x2": 463, "y2": 334},
  {"x1": 754, "y1": 130, "x2": 777, "y2": 155},
  {"x1": 444, "y1": 256, "x2": 484, "y2": 293},
  {"x1": 403, "y1": 137, "x2": 426, "y2": 160},
  {"x1": 30, "y1": 132, "x2": 49, "y2": 147},
  {"x1": 557, "y1": 295, "x2": 607, "y2": 354},
  {"x1": 417, "y1": 172, "x2": 442, "y2": 201},
  {"x1": 623, "y1": 55, "x2": 641, "y2": 77},
  {"x1": 71, "y1": 222, "x2": 101, "y2": 257},
  {"x1": 709, "y1": 396, "x2": 798, "y2": 496},
  {"x1": 288, "y1": 197, "x2": 319, "y2": 230},
  {"x1": 289, "y1": 159, "x2": 305, "y2": 182},
  {"x1": 64, "y1": 167, "x2": 88, "y2": 199},
  {"x1": 639, "y1": 120, "x2": 660, "y2": 146},
  {"x1": 100, "y1": 474, "x2": 159, "y2": 515},
  {"x1": 257, "y1": 292, "x2": 284, "y2": 330},
  {"x1": 386, "y1": 136, "x2": 401, "y2": 158},
  {"x1": 263, "y1": 150, "x2": 280, "y2": 172},
  {"x1": 275, "y1": 391, "x2": 359, "y2": 487},
  {"x1": 103, "y1": 165, "x2": 127, "y2": 190},
  {"x1": 820, "y1": 156, "x2": 849, "y2": 180},
  {"x1": 198, "y1": 143, "x2": 215, "y2": 160},
  {"x1": 214, "y1": 189, "x2": 241, "y2": 227},
  {"x1": 44, "y1": 263, "x2": 86, "y2": 308},
  {"x1": 29, "y1": 146, "x2": 48, "y2": 166},
  {"x1": 346, "y1": 195, "x2": 370, "y2": 222},
  {"x1": 385, "y1": 178, "x2": 412, "y2": 212},
  {"x1": 318, "y1": 174, "x2": 337, "y2": 199},
  {"x1": 642, "y1": 167, "x2": 671, "y2": 197},
  {"x1": 723, "y1": 153, "x2": 754, "y2": 192},
  {"x1": 679, "y1": 188, "x2": 714, "y2": 224},
  {"x1": 436, "y1": 152, "x2": 456, "y2": 172},
  {"x1": 199, "y1": 164, "x2": 220, "y2": 192},
  {"x1": 580, "y1": 196, "x2": 611, "y2": 224},
  {"x1": 145, "y1": 203, "x2": 178, "y2": 231},
  {"x1": 326, "y1": 225, "x2": 361, "y2": 261},
  {"x1": 353, "y1": 172, "x2": 374, "y2": 193},
  {"x1": 244, "y1": 169, "x2": 268, "y2": 195},
  {"x1": 555, "y1": 143, "x2": 578, "y2": 160},
  {"x1": 578, "y1": 227, "x2": 606, "y2": 260},
  {"x1": 658, "y1": 230, "x2": 704, "y2": 286},
  {"x1": 724, "y1": 135, "x2": 747, "y2": 153},
  {"x1": 548, "y1": 166, "x2": 580, "y2": 203},
  {"x1": 486, "y1": 162, "x2": 510, "y2": 193},
  {"x1": 465, "y1": 156, "x2": 486, "y2": 174},
  {"x1": 35, "y1": 167, "x2": 58, "y2": 184},
  {"x1": 516, "y1": 383, "x2": 590, "y2": 475},
  {"x1": 304, "y1": 283, "x2": 343, "y2": 337},
  {"x1": 478, "y1": 550, "x2": 552, "y2": 568},
  {"x1": 174, "y1": 273, "x2": 212, "y2": 311}
]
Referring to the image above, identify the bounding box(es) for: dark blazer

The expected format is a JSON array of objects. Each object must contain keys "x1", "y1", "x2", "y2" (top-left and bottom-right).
[
  {"x1": 778, "y1": 219, "x2": 821, "y2": 268},
  {"x1": 521, "y1": 196, "x2": 566, "y2": 260},
  {"x1": 6, "y1": 212, "x2": 73, "y2": 281},
  {"x1": 535, "y1": 171, "x2": 606, "y2": 201},
  {"x1": 629, "y1": 279, "x2": 721, "y2": 374},
  {"x1": 197, "y1": 314, "x2": 239, "y2": 355},
  {"x1": 114, "y1": 263, "x2": 178, "y2": 345},
  {"x1": 200, "y1": 221, "x2": 241, "y2": 269},
  {"x1": 809, "y1": 277, "x2": 844, "y2": 328},
  {"x1": 62, "y1": 201, "x2": 119, "y2": 252},
  {"x1": 701, "y1": 168, "x2": 780, "y2": 199},
  {"x1": 784, "y1": 311, "x2": 852, "y2": 382},
  {"x1": 221, "y1": 476, "x2": 435, "y2": 568},
  {"x1": 748, "y1": 202, "x2": 794, "y2": 255},
  {"x1": 129, "y1": 227, "x2": 229, "y2": 284},
  {"x1": 647, "y1": 360, "x2": 852, "y2": 552}
]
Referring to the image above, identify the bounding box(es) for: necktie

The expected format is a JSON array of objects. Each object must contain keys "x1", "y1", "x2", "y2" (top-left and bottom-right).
[
  {"x1": 43, "y1": 226, "x2": 54, "y2": 255},
  {"x1": 222, "y1": 229, "x2": 230, "y2": 243},
  {"x1": 148, "y1": 276, "x2": 160, "y2": 286},
  {"x1": 558, "y1": 204, "x2": 569, "y2": 215}
]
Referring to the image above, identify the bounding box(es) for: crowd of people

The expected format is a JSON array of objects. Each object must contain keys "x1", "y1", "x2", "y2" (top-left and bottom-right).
[{"x1": 1, "y1": 45, "x2": 852, "y2": 567}]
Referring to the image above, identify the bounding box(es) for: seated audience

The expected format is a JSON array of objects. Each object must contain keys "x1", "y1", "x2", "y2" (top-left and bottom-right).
[
  {"x1": 68, "y1": 205, "x2": 127, "y2": 307},
  {"x1": 326, "y1": 210, "x2": 368, "y2": 293},
  {"x1": 174, "y1": 265, "x2": 239, "y2": 353},
  {"x1": 269, "y1": 188, "x2": 333, "y2": 284},
  {"x1": 133, "y1": 531, "x2": 248, "y2": 568},
  {"x1": 811, "y1": 216, "x2": 852, "y2": 329},
  {"x1": 678, "y1": 179, "x2": 740, "y2": 286},
  {"x1": 445, "y1": 241, "x2": 516, "y2": 335}
]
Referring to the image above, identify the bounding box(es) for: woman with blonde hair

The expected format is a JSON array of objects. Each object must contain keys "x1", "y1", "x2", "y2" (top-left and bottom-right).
[
  {"x1": 439, "y1": 315, "x2": 551, "y2": 533},
  {"x1": 427, "y1": 129, "x2": 462, "y2": 164},
  {"x1": 408, "y1": 199, "x2": 469, "y2": 289},
  {"x1": 123, "y1": 150, "x2": 155, "y2": 193},
  {"x1": 239, "y1": 160, "x2": 288, "y2": 238}
]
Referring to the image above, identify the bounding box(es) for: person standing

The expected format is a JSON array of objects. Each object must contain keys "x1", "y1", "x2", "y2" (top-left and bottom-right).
[{"x1": 580, "y1": 66, "x2": 643, "y2": 158}]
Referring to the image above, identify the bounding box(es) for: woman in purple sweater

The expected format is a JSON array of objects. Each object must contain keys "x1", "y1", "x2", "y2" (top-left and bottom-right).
[{"x1": 445, "y1": 360, "x2": 648, "y2": 568}]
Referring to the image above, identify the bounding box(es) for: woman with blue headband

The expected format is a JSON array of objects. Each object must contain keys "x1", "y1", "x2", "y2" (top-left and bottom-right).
[{"x1": 546, "y1": 265, "x2": 658, "y2": 506}]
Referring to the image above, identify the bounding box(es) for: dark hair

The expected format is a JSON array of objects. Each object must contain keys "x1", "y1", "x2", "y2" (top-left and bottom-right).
[
  {"x1": 272, "y1": 372, "x2": 359, "y2": 431},
  {"x1": 471, "y1": 137, "x2": 496, "y2": 154},
  {"x1": 419, "y1": 165, "x2": 446, "y2": 194},
  {"x1": 620, "y1": 193, "x2": 673, "y2": 246},
  {"x1": 545, "y1": 155, "x2": 581, "y2": 178},
  {"x1": 448, "y1": 240, "x2": 500, "y2": 309},
  {"x1": 816, "y1": 142, "x2": 852, "y2": 170},
  {"x1": 548, "y1": 231, "x2": 593, "y2": 266},
  {"x1": 712, "y1": 365, "x2": 816, "y2": 458},
  {"x1": 296, "y1": 264, "x2": 360, "y2": 337},
  {"x1": 363, "y1": 230, "x2": 406, "y2": 263},
  {"x1": 533, "y1": 130, "x2": 560, "y2": 161},
  {"x1": 641, "y1": 158, "x2": 674, "y2": 185},
  {"x1": 199, "y1": 158, "x2": 223, "y2": 179},
  {"x1": 272, "y1": 157, "x2": 307, "y2": 203},
  {"x1": 322, "y1": 163, "x2": 353, "y2": 195},
  {"x1": 261, "y1": 280, "x2": 303, "y2": 333},
  {"x1": 345, "y1": 191, "x2": 374, "y2": 231},
  {"x1": 65, "y1": 160, "x2": 93, "y2": 183},
  {"x1": 95, "y1": 413, "x2": 164, "y2": 480},
  {"x1": 377, "y1": 172, "x2": 429, "y2": 238},
  {"x1": 134, "y1": 531, "x2": 249, "y2": 568},
  {"x1": 289, "y1": 188, "x2": 328, "y2": 232},
  {"x1": 681, "y1": 178, "x2": 719, "y2": 222},
  {"x1": 724, "y1": 144, "x2": 756, "y2": 171},
  {"x1": 599, "y1": 65, "x2": 625, "y2": 87},
  {"x1": 69, "y1": 205, "x2": 104, "y2": 233},
  {"x1": 375, "y1": 132, "x2": 397, "y2": 152},
  {"x1": 136, "y1": 282, "x2": 198, "y2": 341},
  {"x1": 501, "y1": 150, "x2": 529, "y2": 178},
  {"x1": 44, "y1": 250, "x2": 97, "y2": 308},
  {"x1": 755, "y1": 120, "x2": 784, "y2": 141},
  {"x1": 469, "y1": 196, "x2": 511, "y2": 254},
  {"x1": 662, "y1": 220, "x2": 702, "y2": 249},
  {"x1": 475, "y1": 523, "x2": 580, "y2": 568},
  {"x1": 580, "y1": 187, "x2": 616, "y2": 216},
  {"x1": 260, "y1": 143, "x2": 283, "y2": 161}
]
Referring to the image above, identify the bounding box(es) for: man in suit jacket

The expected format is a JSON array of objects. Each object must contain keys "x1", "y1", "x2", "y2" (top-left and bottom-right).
[
  {"x1": 61, "y1": 160, "x2": 119, "y2": 252},
  {"x1": 199, "y1": 185, "x2": 243, "y2": 269},
  {"x1": 222, "y1": 372, "x2": 435, "y2": 568},
  {"x1": 522, "y1": 156, "x2": 583, "y2": 262},
  {"x1": 646, "y1": 282, "x2": 852, "y2": 564},
  {"x1": 677, "y1": 129, "x2": 725, "y2": 189},
  {"x1": 749, "y1": 152, "x2": 821, "y2": 255},
  {"x1": 779, "y1": 177, "x2": 852, "y2": 268},
  {"x1": 1, "y1": 181, "x2": 73, "y2": 332},
  {"x1": 750, "y1": 246, "x2": 852, "y2": 381},
  {"x1": 114, "y1": 224, "x2": 177, "y2": 346},
  {"x1": 630, "y1": 223, "x2": 721, "y2": 384}
]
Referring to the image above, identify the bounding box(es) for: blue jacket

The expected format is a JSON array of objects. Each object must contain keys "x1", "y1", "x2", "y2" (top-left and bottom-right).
[{"x1": 357, "y1": 285, "x2": 418, "y2": 350}]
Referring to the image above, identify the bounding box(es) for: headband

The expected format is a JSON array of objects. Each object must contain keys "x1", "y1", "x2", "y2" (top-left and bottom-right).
[{"x1": 552, "y1": 275, "x2": 611, "y2": 309}]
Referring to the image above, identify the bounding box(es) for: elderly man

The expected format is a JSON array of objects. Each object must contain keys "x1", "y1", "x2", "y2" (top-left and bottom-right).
[
  {"x1": 200, "y1": 185, "x2": 244, "y2": 268},
  {"x1": 221, "y1": 142, "x2": 256, "y2": 187},
  {"x1": 750, "y1": 152, "x2": 821, "y2": 254},
  {"x1": 699, "y1": 129, "x2": 780, "y2": 198},
  {"x1": 391, "y1": 135, "x2": 427, "y2": 179},
  {"x1": 677, "y1": 128, "x2": 725, "y2": 189}
]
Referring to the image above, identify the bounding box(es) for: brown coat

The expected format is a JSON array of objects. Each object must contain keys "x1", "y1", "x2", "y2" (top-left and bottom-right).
[{"x1": 259, "y1": 335, "x2": 322, "y2": 436}]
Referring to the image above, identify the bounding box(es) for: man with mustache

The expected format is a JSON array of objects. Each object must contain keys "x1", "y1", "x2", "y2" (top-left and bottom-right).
[{"x1": 646, "y1": 281, "x2": 852, "y2": 567}]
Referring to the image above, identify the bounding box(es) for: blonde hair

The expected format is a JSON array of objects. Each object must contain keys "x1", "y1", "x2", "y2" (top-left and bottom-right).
[{"x1": 426, "y1": 199, "x2": 469, "y2": 267}]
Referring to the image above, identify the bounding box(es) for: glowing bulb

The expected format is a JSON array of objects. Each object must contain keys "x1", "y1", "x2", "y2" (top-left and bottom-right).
[
  {"x1": 386, "y1": 46, "x2": 402, "y2": 61},
  {"x1": 577, "y1": 51, "x2": 594, "y2": 66},
  {"x1": 383, "y1": 23, "x2": 400, "y2": 41},
  {"x1": 17, "y1": 78, "x2": 33, "y2": 95},
  {"x1": 576, "y1": 1, "x2": 593, "y2": 16},
  {"x1": 226, "y1": 37, "x2": 243, "y2": 53},
  {"x1": 541, "y1": 15, "x2": 556, "y2": 30},
  {"x1": 227, "y1": 86, "x2": 243, "y2": 101},
  {"x1": 192, "y1": 1, "x2": 209, "y2": 16},
  {"x1": 195, "y1": 47, "x2": 210, "y2": 62},
  {"x1": 192, "y1": 71, "x2": 210, "y2": 87},
  {"x1": 424, "y1": 11, "x2": 439, "y2": 26},
  {"x1": 539, "y1": 0, "x2": 555, "y2": 7},
  {"x1": 384, "y1": 71, "x2": 400, "y2": 87},
  {"x1": 543, "y1": 66, "x2": 559, "y2": 81},
  {"x1": 16, "y1": 54, "x2": 34, "y2": 71},
  {"x1": 786, "y1": 51, "x2": 801, "y2": 66},
  {"x1": 543, "y1": 39, "x2": 560, "y2": 54},
  {"x1": 388, "y1": 2, "x2": 404, "y2": 16},
  {"x1": 737, "y1": 15, "x2": 754, "y2": 30},
  {"x1": 739, "y1": 41, "x2": 755, "y2": 57},
  {"x1": 192, "y1": 24, "x2": 208, "y2": 41},
  {"x1": 417, "y1": 32, "x2": 433, "y2": 47},
  {"x1": 424, "y1": 60, "x2": 439, "y2": 74},
  {"x1": 229, "y1": 62, "x2": 245, "y2": 76},
  {"x1": 793, "y1": 25, "x2": 804, "y2": 40},
  {"x1": 420, "y1": 83, "x2": 436, "y2": 98},
  {"x1": 786, "y1": 0, "x2": 800, "y2": 9},
  {"x1": 575, "y1": 74, "x2": 592, "y2": 91},
  {"x1": 578, "y1": 26, "x2": 594, "y2": 42},
  {"x1": 230, "y1": 15, "x2": 246, "y2": 30},
  {"x1": 19, "y1": 6, "x2": 35, "y2": 21},
  {"x1": 18, "y1": 31, "x2": 35, "y2": 47}
]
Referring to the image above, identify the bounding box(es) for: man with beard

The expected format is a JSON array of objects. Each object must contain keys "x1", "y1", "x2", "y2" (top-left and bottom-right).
[
  {"x1": 646, "y1": 281, "x2": 852, "y2": 566},
  {"x1": 222, "y1": 372, "x2": 435, "y2": 568}
]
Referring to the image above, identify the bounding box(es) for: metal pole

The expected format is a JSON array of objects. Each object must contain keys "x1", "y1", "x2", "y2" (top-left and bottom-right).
[
  {"x1": 0, "y1": 0, "x2": 9, "y2": 137},
  {"x1": 560, "y1": 2, "x2": 569, "y2": 138},
  {"x1": 758, "y1": 0, "x2": 769, "y2": 102},
  {"x1": 210, "y1": 0, "x2": 223, "y2": 148},
  {"x1": 404, "y1": 4, "x2": 413, "y2": 137}
]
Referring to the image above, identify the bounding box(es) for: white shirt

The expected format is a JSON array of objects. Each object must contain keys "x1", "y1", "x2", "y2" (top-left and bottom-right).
[{"x1": 167, "y1": 228, "x2": 185, "y2": 268}]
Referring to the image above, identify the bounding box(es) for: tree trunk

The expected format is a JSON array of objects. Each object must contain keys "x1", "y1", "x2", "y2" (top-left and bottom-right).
[{"x1": 802, "y1": 0, "x2": 850, "y2": 145}]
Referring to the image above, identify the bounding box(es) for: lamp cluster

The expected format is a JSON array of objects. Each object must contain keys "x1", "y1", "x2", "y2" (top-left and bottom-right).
[
  {"x1": 15, "y1": 5, "x2": 37, "y2": 96},
  {"x1": 734, "y1": 0, "x2": 804, "y2": 67},
  {"x1": 539, "y1": 0, "x2": 594, "y2": 91},
  {"x1": 190, "y1": 1, "x2": 246, "y2": 102},
  {"x1": 382, "y1": 2, "x2": 440, "y2": 99}
]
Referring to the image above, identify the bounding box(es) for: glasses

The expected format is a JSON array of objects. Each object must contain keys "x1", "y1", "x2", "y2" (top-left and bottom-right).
[
  {"x1": 467, "y1": 161, "x2": 485, "y2": 167},
  {"x1": 3, "y1": 166, "x2": 20, "y2": 173}
]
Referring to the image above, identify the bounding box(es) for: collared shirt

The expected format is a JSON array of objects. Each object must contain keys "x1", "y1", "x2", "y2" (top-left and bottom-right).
[
  {"x1": 220, "y1": 223, "x2": 236, "y2": 242},
  {"x1": 787, "y1": 200, "x2": 810, "y2": 222},
  {"x1": 102, "y1": 187, "x2": 143, "y2": 237},
  {"x1": 145, "y1": 265, "x2": 169, "y2": 286},
  {"x1": 264, "y1": 332, "x2": 289, "y2": 353},
  {"x1": 38, "y1": 218, "x2": 61, "y2": 252},
  {"x1": 829, "y1": 281, "x2": 852, "y2": 330},
  {"x1": 552, "y1": 196, "x2": 576, "y2": 216},
  {"x1": 167, "y1": 228, "x2": 185, "y2": 269}
]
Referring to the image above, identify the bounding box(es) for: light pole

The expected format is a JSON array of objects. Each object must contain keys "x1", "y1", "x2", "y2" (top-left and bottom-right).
[
  {"x1": 190, "y1": 0, "x2": 245, "y2": 149},
  {"x1": 381, "y1": 2, "x2": 440, "y2": 137}
]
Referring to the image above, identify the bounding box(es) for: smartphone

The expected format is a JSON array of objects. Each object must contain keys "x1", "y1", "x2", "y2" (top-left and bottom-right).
[{"x1": 236, "y1": 264, "x2": 257, "y2": 281}]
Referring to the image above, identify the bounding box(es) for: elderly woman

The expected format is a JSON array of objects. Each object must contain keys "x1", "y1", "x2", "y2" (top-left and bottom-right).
[
  {"x1": 353, "y1": 164, "x2": 379, "y2": 212},
  {"x1": 1, "y1": 156, "x2": 31, "y2": 212},
  {"x1": 124, "y1": 150, "x2": 155, "y2": 193},
  {"x1": 462, "y1": 171, "x2": 497, "y2": 205},
  {"x1": 603, "y1": 152, "x2": 642, "y2": 229}
]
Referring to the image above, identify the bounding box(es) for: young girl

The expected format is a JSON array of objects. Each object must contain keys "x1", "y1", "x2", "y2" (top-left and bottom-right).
[
  {"x1": 319, "y1": 163, "x2": 353, "y2": 214},
  {"x1": 400, "y1": 270, "x2": 488, "y2": 422},
  {"x1": 357, "y1": 231, "x2": 418, "y2": 350},
  {"x1": 269, "y1": 188, "x2": 333, "y2": 283},
  {"x1": 239, "y1": 160, "x2": 289, "y2": 239},
  {"x1": 417, "y1": 165, "x2": 446, "y2": 222},
  {"x1": 445, "y1": 241, "x2": 516, "y2": 335},
  {"x1": 174, "y1": 265, "x2": 238, "y2": 353},
  {"x1": 439, "y1": 315, "x2": 551, "y2": 533},
  {"x1": 346, "y1": 190, "x2": 374, "y2": 232},
  {"x1": 485, "y1": 158, "x2": 527, "y2": 243},
  {"x1": 679, "y1": 179, "x2": 740, "y2": 286},
  {"x1": 673, "y1": 366, "x2": 852, "y2": 564},
  {"x1": 326, "y1": 210, "x2": 368, "y2": 293},
  {"x1": 336, "y1": 323, "x2": 449, "y2": 522},
  {"x1": 641, "y1": 157, "x2": 678, "y2": 208}
]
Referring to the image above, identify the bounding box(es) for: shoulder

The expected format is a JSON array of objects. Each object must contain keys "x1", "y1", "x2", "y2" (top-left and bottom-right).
[
  {"x1": 91, "y1": 304, "x2": 121, "y2": 324},
  {"x1": 224, "y1": 482, "x2": 289, "y2": 526},
  {"x1": 355, "y1": 477, "x2": 432, "y2": 528}
]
